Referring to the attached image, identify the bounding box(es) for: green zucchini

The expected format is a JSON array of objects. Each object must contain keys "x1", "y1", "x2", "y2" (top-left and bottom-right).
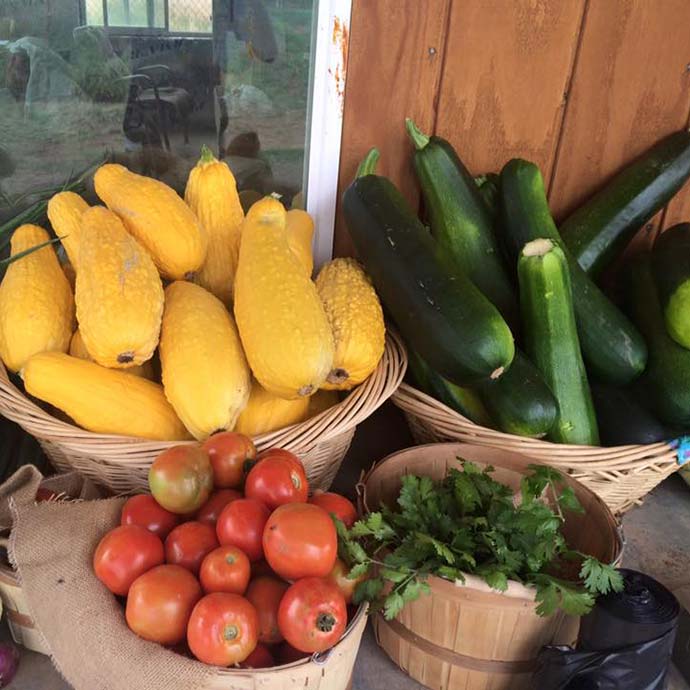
[
  {"x1": 473, "y1": 350, "x2": 558, "y2": 438},
  {"x1": 343, "y1": 149, "x2": 515, "y2": 385},
  {"x1": 407, "y1": 348, "x2": 493, "y2": 427},
  {"x1": 518, "y1": 239, "x2": 599, "y2": 445},
  {"x1": 500, "y1": 158, "x2": 647, "y2": 384},
  {"x1": 561, "y1": 131, "x2": 690, "y2": 276},
  {"x1": 590, "y1": 382, "x2": 676, "y2": 446},
  {"x1": 475, "y1": 173, "x2": 501, "y2": 221},
  {"x1": 406, "y1": 119, "x2": 517, "y2": 322},
  {"x1": 651, "y1": 223, "x2": 690, "y2": 349},
  {"x1": 626, "y1": 255, "x2": 690, "y2": 427}
]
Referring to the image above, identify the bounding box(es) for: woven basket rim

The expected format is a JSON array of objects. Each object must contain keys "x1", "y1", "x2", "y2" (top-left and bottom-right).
[
  {"x1": 393, "y1": 382, "x2": 680, "y2": 455},
  {"x1": 0, "y1": 330, "x2": 407, "y2": 450}
]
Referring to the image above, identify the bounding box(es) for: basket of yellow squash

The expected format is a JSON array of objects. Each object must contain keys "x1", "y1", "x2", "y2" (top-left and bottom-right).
[{"x1": 0, "y1": 150, "x2": 406, "y2": 493}]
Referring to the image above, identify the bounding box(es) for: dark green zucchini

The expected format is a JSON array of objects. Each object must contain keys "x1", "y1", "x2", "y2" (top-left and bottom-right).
[
  {"x1": 651, "y1": 223, "x2": 690, "y2": 349},
  {"x1": 473, "y1": 350, "x2": 558, "y2": 438},
  {"x1": 518, "y1": 239, "x2": 599, "y2": 445},
  {"x1": 626, "y1": 255, "x2": 690, "y2": 427},
  {"x1": 475, "y1": 173, "x2": 501, "y2": 221},
  {"x1": 500, "y1": 158, "x2": 647, "y2": 384},
  {"x1": 406, "y1": 119, "x2": 517, "y2": 323},
  {"x1": 407, "y1": 348, "x2": 493, "y2": 427},
  {"x1": 343, "y1": 149, "x2": 515, "y2": 385},
  {"x1": 590, "y1": 382, "x2": 676, "y2": 446},
  {"x1": 561, "y1": 131, "x2": 690, "y2": 276}
]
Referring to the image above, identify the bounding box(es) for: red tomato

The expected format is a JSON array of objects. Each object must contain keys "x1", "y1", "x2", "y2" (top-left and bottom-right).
[
  {"x1": 126, "y1": 565, "x2": 202, "y2": 645},
  {"x1": 240, "y1": 642, "x2": 275, "y2": 669},
  {"x1": 148, "y1": 445, "x2": 214, "y2": 514},
  {"x1": 309, "y1": 492, "x2": 357, "y2": 529},
  {"x1": 202, "y1": 432, "x2": 256, "y2": 489},
  {"x1": 245, "y1": 455, "x2": 308, "y2": 510},
  {"x1": 256, "y1": 448, "x2": 302, "y2": 466},
  {"x1": 274, "y1": 641, "x2": 308, "y2": 665},
  {"x1": 245, "y1": 576, "x2": 289, "y2": 644},
  {"x1": 327, "y1": 558, "x2": 366, "y2": 604},
  {"x1": 121, "y1": 494, "x2": 181, "y2": 539},
  {"x1": 165, "y1": 521, "x2": 219, "y2": 575},
  {"x1": 278, "y1": 578, "x2": 347, "y2": 653},
  {"x1": 263, "y1": 503, "x2": 337, "y2": 580},
  {"x1": 199, "y1": 546, "x2": 251, "y2": 595},
  {"x1": 93, "y1": 525, "x2": 164, "y2": 596},
  {"x1": 187, "y1": 593, "x2": 259, "y2": 666},
  {"x1": 216, "y1": 499, "x2": 270, "y2": 562},
  {"x1": 196, "y1": 489, "x2": 242, "y2": 525}
]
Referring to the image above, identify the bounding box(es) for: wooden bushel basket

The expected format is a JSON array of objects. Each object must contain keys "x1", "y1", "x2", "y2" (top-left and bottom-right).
[
  {"x1": 0, "y1": 332, "x2": 406, "y2": 494},
  {"x1": 360, "y1": 443, "x2": 623, "y2": 690},
  {"x1": 393, "y1": 383, "x2": 684, "y2": 513}
]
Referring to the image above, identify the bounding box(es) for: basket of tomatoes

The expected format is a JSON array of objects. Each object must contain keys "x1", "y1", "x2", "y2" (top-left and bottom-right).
[{"x1": 4, "y1": 436, "x2": 367, "y2": 690}]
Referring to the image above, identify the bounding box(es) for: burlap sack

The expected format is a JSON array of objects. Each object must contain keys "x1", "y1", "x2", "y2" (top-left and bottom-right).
[{"x1": 3, "y1": 466, "x2": 216, "y2": 690}]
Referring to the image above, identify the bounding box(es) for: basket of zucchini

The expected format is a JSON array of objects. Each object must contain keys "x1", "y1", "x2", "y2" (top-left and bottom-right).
[{"x1": 343, "y1": 121, "x2": 690, "y2": 514}]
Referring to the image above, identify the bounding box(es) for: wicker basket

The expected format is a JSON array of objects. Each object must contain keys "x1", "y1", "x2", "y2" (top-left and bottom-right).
[
  {"x1": 392, "y1": 383, "x2": 684, "y2": 514},
  {"x1": 361, "y1": 443, "x2": 623, "y2": 690},
  {"x1": 0, "y1": 332, "x2": 406, "y2": 494}
]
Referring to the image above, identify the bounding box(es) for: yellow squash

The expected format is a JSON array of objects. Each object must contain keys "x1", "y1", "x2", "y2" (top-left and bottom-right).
[
  {"x1": 94, "y1": 163, "x2": 207, "y2": 280},
  {"x1": 69, "y1": 329, "x2": 154, "y2": 380},
  {"x1": 22, "y1": 352, "x2": 189, "y2": 440},
  {"x1": 234, "y1": 379, "x2": 309, "y2": 436},
  {"x1": 285, "y1": 209, "x2": 314, "y2": 277},
  {"x1": 184, "y1": 146, "x2": 244, "y2": 305},
  {"x1": 234, "y1": 197, "x2": 334, "y2": 399},
  {"x1": 160, "y1": 281, "x2": 250, "y2": 440},
  {"x1": 76, "y1": 206, "x2": 164, "y2": 369},
  {"x1": 307, "y1": 389, "x2": 340, "y2": 418},
  {"x1": 46, "y1": 191, "x2": 89, "y2": 269},
  {"x1": 316, "y1": 258, "x2": 385, "y2": 390},
  {"x1": 0, "y1": 225, "x2": 74, "y2": 372}
]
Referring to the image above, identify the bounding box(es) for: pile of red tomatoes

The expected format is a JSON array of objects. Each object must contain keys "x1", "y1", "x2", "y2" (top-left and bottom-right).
[{"x1": 92, "y1": 433, "x2": 361, "y2": 668}]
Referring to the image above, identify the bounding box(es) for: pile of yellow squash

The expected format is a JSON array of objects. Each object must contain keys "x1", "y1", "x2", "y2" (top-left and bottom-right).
[{"x1": 0, "y1": 146, "x2": 386, "y2": 441}]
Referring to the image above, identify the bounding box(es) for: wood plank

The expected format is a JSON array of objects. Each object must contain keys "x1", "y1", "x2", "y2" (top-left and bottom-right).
[
  {"x1": 434, "y1": 0, "x2": 586, "y2": 185},
  {"x1": 549, "y1": 0, "x2": 690, "y2": 252},
  {"x1": 333, "y1": 0, "x2": 450, "y2": 257},
  {"x1": 659, "y1": 107, "x2": 690, "y2": 233}
]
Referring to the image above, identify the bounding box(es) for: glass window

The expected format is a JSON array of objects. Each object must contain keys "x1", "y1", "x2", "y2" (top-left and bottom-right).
[{"x1": 0, "y1": 0, "x2": 318, "y2": 242}]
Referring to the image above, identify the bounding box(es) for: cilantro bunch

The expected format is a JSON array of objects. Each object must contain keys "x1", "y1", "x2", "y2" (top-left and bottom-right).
[{"x1": 337, "y1": 461, "x2": 623, "y2": 620}]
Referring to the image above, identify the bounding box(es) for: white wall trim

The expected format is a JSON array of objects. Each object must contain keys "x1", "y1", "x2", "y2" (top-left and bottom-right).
[{"x1": 304, "y1": 0, "x2": 352, "y2": 269}]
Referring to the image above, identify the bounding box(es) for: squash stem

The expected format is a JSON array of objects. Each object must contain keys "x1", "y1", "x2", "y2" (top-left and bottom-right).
[
  {"x1": 355, "y1": 148, "x2": 380, "y2": 178},
  {"x1": 199, "y1": 144, "x2": 216, "y2": 164},
  {"x1": 405, "y1": 118, "x2": 430, "y2": 150}
]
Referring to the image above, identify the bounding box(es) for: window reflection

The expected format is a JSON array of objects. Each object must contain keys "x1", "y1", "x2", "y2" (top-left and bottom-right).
[{"x1": 0, "y1": 0, "x2": 314, "y2": 235}]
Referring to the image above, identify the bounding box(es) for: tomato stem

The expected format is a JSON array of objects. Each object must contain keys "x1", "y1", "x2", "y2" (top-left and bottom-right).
[
  {"x1": 316, "y1": 613, "x2": 336, "y2": 633},
  {"x1": 223, "y1": 625, "x2": 239, "y2": 641}
]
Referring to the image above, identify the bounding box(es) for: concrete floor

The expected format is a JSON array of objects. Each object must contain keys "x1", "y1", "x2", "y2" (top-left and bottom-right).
[{"x1": 5, "y1": 403, "x2": 690, "y2": 689}]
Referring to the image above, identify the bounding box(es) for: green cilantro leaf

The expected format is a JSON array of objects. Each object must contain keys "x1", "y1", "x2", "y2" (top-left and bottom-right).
[
  {"x1": 383, "y1": 591, "x2": 405, "y2": 620},
  {"x1": 580, "y1": 557, "x2": 624, "y2": 595}
]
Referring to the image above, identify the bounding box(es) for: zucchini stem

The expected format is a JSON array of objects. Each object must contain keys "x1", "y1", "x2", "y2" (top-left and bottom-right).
[
  {"x1": 355, "y1": 148, "x2": 380, "y2": 178},
  {"x1": 522, "y1": 238, "x2": 555, "y2": 258},
  {"x1": 405, "y1": 118, "x2": 430, "y2": 150}
]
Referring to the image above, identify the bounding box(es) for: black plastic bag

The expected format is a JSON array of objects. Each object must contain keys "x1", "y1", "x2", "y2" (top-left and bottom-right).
[{"x1": 533, "y1": 569, "x2": 679, "y2": 689}]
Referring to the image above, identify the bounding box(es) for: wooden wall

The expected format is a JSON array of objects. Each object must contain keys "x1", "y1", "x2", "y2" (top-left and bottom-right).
[{"x1": 334, "y1": 0, "x2": 690, "y2": 257}]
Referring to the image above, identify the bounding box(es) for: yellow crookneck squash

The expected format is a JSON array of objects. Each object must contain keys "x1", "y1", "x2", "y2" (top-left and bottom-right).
[
  {"x1": 75, "y1": 206, "x2": 164, "y2": 369},
  {"x1": 21, "y1": 352, "x2": 189, "y2": 440},
  {"x1": 316, "y1": 258, "x2": 385, "y2": 390},
  {"x1": 234, "y1": 379, "x2": 310, "y2": 436},
  {"x1": 94, "y1": 163, "x2": 207, "y2": 280},
  {"x1": 160, "y1": 281, "x2": 250, "y2": 440},
  {"x1": 234, "y1": 197, "x2": 334, "y2": 399},
  {"x1": 69, "y1": 329, "x2": 155, "y2": 380},
  {"x1": 285, "y1": 209, "x2": 314, "y2": 277},
  {"x1": 0, "y1": 224, "x2": 74, "y2": 373},
  {"x1": 46, "y1": 191, "x2": 89, "y2": 269},
  {"x1": 184, "y1": 146, "x2": 244, "y2": 306}
]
